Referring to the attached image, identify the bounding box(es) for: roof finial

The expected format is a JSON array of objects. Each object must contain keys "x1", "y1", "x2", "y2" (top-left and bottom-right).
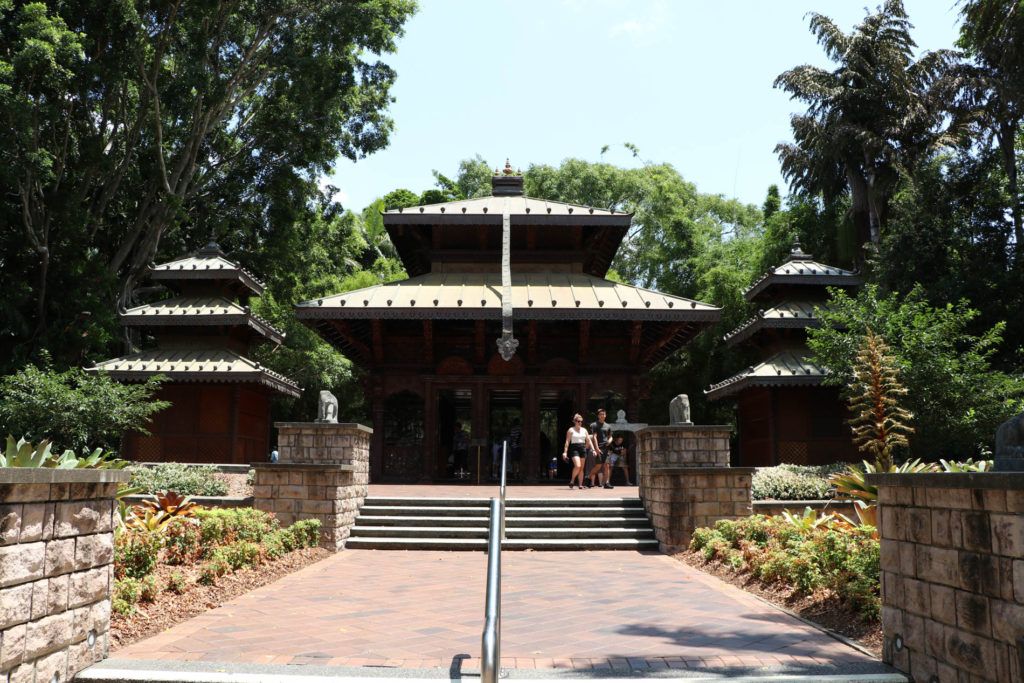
[
  {"x1": 789, "y1": 236, "x2": 810, "y2": 260},
  {"x1": 503, "y1": 158, "x2": 517, "y2": 176}
]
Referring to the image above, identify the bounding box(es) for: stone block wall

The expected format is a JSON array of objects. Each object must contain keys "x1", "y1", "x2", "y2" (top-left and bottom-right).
[
  {"x1": 275, "y1": 422, "x2": 372, "y2": 465},
  {"x1": 641, "y1": 466, "x2": 754, "y2": 553},
  {"x1": 0, "y1": 469, "x2": 129, "y2": 683},
  {"x1": 868, "y1": 472, "x2": 1024, "y2": 683},
  {"x1": 635, "y1": 425, "x2": 751, "y2": 554},
  {"x1": 253, "y1": 423, "x2": 371, "y2": 551},
  {"x1": 635, "y1": 426, "x2": 731, "y2": 471}
]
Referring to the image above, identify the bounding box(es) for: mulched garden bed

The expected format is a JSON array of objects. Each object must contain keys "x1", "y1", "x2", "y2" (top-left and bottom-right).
[
  {"x1": 673, "y1": 550, "x2": 883, "y2": 659},
  {"x1": 110, "y1": 546, "x2": 330, "y2": 650}
]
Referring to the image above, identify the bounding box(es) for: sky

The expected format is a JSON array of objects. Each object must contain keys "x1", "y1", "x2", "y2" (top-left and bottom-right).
[{"x1": 327, "y1": 1, "x2": 963, "y2": 213}]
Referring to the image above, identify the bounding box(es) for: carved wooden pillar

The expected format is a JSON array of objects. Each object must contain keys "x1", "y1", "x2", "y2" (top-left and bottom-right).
[
  {"x1": 371, "y1": 381, "x2": 385, "y2": 482},
  {"x1": 422, "y1": 380, "x2": 436, "y2": 481}
]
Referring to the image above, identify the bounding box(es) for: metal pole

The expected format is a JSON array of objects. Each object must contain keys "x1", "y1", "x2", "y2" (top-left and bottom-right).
[
  {"x1": 500, "y1": 440, "x2": 508, "y2": 541},
  {"x1": 481, "y1": 497, "x2": 502, "y2": 683}
]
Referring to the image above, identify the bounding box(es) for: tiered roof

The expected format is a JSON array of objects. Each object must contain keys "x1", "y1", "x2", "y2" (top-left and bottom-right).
[
  {"x1": 706, "y1": 242, "x2": 859, "y2": 401},
  {"x1": 90, "y1": 242, "x2": 300, "y2": 397}
]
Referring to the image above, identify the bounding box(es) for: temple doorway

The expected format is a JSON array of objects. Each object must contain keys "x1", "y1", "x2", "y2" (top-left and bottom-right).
[
  {"x1": 437, "y1": 388, "x2": 472, "y2": 479},
  {"x1": 488, "y1": 389, "x2": 522, "y2": 480}
]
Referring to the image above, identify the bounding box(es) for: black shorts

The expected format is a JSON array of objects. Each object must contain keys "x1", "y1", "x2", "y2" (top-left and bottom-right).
[{"x1": 567, "y1": 443, "x2": 586, "y2": 459}]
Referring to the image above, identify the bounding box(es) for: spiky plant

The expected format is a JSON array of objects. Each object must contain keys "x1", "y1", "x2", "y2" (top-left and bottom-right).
[{"x1": 846, "y1": 330, "x2": 915, "y2": 472}]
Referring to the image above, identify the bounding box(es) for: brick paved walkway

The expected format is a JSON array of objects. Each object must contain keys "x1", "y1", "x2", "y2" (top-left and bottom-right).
[{"x1": 114, "y1": 544, "x2": 878, "y2": 673}]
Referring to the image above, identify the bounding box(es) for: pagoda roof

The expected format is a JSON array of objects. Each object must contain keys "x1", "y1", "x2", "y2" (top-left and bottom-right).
[
  {"x1": 295, "y1": 272, "x2": 720, "y2": 322},
  {"x1": 89, "y1": 349, "x2": 301, "y2": 397},
  {"x1": 724, "y1": 301, "x2": 820, "y2": 347},
  {"x1": 383, "y1": 195, "x2": 632, "y2": 225},
  {"x1": 120, "y1": 296, "x2": 285, "y2": 345},
  {"x1": 744, "y1": 243, "x2": 860, "y2": 302},
  {"x1": 705, "y1": 348, "x2": 827, "y2": 401},
  {"x1": 147, "y1": 242, "x2": 265, "y2": 295}
]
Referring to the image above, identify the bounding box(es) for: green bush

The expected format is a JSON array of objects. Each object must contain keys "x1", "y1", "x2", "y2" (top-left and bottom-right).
[
  {"x1": 689, "y1": 513, "x2": 881, "y2": 618},
  {"x1": 0, "y1": 363, "x2": 168, "y2": 454},
  {"x1": 290, "y1": 519, "x2": 321, "y2": 548},
  {"x1": 114, "y1": 530, "x2": 161, "y2": 580},
  {"x1": 222, "y1": 541, "x2": 261, "y2": 570},
  {"x1": 198, "y1": 557, "x2": 230, "y2": 585},
  {"x1": 138, "y1": 574, "x2": 160, "y2": 602},
  {"x1": 113, "y1": 577, "x2": 140, "y2": 614},
  {"x1": 752, "y1": 464, "x2": 849, "y2": 500},
  {"x1": 130, "y1": 463, "x2": 228, "y2": 496},
  {"x1": 166, "y1": 572, "x2": 187, "y2": 595}
]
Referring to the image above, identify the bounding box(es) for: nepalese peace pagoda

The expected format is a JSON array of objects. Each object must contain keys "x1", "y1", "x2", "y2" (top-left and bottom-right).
[{"x1": 296, "y1": 164, "x2": 721, "y2": 482}]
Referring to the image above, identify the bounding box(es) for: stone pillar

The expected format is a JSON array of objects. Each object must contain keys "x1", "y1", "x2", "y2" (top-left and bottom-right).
[
  {"x1": 635, "y1": 426, "x2": 751, "y2": 553},
  {"x1": 252, "y1": 422, "x2": 371, "y2": 552},
  {"x1": 868, "y1": 471, "x2": 1024, "y2": 683},
  {"x1": 0, "y1": 468, "x2": 129, "y2": 683}
]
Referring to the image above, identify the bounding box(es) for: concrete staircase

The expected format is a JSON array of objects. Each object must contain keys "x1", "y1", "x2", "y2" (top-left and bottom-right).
[{"x1": 346, "y1": 496, "x2": 658, "y2": 550}]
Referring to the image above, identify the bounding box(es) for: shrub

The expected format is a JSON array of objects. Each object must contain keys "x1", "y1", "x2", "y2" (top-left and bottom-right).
[
  {"x1": 114, "y1": 530, "x2": 161, "y2": 580},
  {"x1": 163, "y1": 519, "x2": 200, "y2": 565},
  {"x1": 198, "y1": 557, "x2": 230, "y2": 585},
  {"x1": 222, "y1": 541, "x2": 260, "y2": 570},
  {"x1": 130, "y1": 463, "x2": 228, "y2": 496},
  {"x1": 138, "y1": 574, "x2": 160, "y2": 602},
  {"x1": 751, "y1": 464, "x2": 845, "y2": 500},
  {"x1": 0, "y1": 363, "x2": 168, "y2": 454},
  {"x1": 290, "y1": 519, "x2": 321, "y2": 548},
  {"x1": 166, "y1": 572, "x2": 187, "y2": 595},
  {"x1": 113, "y1": 577, "x2": 140, "y2": 614}
]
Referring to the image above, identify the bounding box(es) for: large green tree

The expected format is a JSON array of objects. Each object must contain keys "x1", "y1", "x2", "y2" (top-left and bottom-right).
[
  {"x1": 0, "y1": 0, "x2": 416, "y2": 371},
  {"x1": 774, "y1": 0, "x2": 958, "y2": 258}
]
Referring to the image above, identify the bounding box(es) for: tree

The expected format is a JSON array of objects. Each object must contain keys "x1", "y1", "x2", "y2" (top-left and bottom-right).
[
  {"x1": 807, "y1": 285, "x2": 1024, "y2": 459},
  {"x1": 956, "y1": 0, "x2": 1024, "y2": 258},
  {"x1": 0, "y1": 362, "x2": 169, "y2": 454},
  {"x1": 774, "y1": 1, "x2": 959, "y2": 257},
  {"x1": 0, "y1": 0, "x2": 417, "y2": 368}
]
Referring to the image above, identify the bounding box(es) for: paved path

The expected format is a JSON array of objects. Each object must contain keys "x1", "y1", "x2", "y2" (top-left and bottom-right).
[{"x1": 113, "y1": 548, "x2": 878, "y2": 674}]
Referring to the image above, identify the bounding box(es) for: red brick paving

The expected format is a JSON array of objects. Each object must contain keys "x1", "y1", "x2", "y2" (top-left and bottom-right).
[{"x1": 117, "y1": 507, "x2": 877, "y2": 672}]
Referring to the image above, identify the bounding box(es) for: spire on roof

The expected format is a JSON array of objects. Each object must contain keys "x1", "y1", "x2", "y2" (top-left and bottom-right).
[
  {"x1": 491, "y1": 158, "x2": 524, "y2": 196},
  {"x1": 784, "y1": 237, "x2": 812, "y2": 263}
]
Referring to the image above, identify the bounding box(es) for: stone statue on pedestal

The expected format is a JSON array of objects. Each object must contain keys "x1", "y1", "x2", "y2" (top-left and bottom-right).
[
  {"x1": 316, "y1": 390, "x2": 338, "y2": 424},
  {"x1": 669, "y1": 394, "x2": 692, "y2": 425},
  {"x1": 994, "y1": 411, "x2": 1024, "y2": 471}
]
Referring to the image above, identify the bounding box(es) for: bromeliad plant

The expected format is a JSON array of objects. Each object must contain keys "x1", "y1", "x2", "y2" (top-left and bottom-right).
[{"x1": 1, "y1": 435, "x2": 127, "y2": 469}]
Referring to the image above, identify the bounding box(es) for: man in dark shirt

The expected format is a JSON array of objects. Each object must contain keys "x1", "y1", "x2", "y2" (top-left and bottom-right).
[{"x1": 588, "y1": 408, "x2": 614, "y2": 489}]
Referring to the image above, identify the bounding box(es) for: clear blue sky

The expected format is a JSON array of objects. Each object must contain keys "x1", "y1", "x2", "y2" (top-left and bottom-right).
[{"x1": 327, "y1": 1, "x2": 963, "y2": 213}]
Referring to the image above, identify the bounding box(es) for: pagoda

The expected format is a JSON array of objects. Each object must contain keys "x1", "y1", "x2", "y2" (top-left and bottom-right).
[
  {"x1": 706, "y1": 242, "x2": 861, "y2": 467},
  {"x1": 296, "y1": 162, "x2": 721, "y2": 482},
  {"x1": 91, "y1": 242, "x2": 300, "y2": 463}
]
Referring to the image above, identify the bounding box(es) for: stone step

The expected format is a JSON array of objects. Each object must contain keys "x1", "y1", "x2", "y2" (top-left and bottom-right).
[
  {"x1": 358, "y1": 504, "x2": 644, "y2": 517},
  {"x1": 344, "y1": 536, "x2": 660, "y2": 551},
  {"x1": 365, "y1": 496, "x2": 642, "y2": 508},
  {"x1": 355, "y1": 515, "x2": 652, "y2": 527},
  {"x1": 349, "y1": 525, "x2": 656, "y2": 539}
]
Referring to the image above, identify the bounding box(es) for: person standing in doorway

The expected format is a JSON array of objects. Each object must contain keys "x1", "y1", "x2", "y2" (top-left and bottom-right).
[
  {"x1": 509, "y1": 418, "x2": 523, "y2": 481},
  {"x1": 588, "y1": 408, "x2": 614, "y2": 489},
  {"x1": 608, "y1": 434, "x2": 633, "y2": 486},
  {"x1": 453, "y1": 422, "x2": 470, "y2": 480},
  {"x1": 561, "y1": 413, "x2": 590, "y2": 489}
]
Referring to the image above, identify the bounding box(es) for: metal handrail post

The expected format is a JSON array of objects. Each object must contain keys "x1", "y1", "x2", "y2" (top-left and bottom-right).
[{"x1": 481, "y1": 497, "x2": 502, "y2": 683}]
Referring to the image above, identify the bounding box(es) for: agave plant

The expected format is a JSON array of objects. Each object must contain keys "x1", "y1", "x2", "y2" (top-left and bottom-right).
[
  {"x1": 1, "y1": 435, "x2": 127, "y2": 469},
  {"x1": 938, "y1": 458, "x2": 994, "y2": 472},
  {"x1": 780, "y1": 506, "x2": 837, "y2": 533}
]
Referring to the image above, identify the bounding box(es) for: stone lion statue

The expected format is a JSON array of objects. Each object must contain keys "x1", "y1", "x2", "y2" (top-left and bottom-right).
[
  {"x1": 669, "y1": 394, "x2": 692, "y2": 425},
  {"x1": 315, "y1": 390, "x2": 338, "y2": 424},
  {"x1": 995, "y1": 410, "x2": 1024, "y2": 471}
]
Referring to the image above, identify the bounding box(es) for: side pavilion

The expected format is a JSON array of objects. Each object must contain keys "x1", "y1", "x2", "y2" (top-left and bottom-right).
[{"x1": 296, "y1": 166, "x2": 720, "y2": 482}]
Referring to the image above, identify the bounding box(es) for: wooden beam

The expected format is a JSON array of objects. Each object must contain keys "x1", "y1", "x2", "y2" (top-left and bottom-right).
[
  {"x1": 573, "y1": 226, "x2": 583, "y2": 250},
  {"x1": 477, "y1": 225, "x2": 488, "y2": 251},
  {"x1": 641, "y1": 322, "x2": 686, "y2": 365},
  {"x1": 371, "y1": 319, "x2": 384, "y2": 364},
  {"x1": 475, "y1": 319, "x2": 485, "y2": 365},
  {"x1": 423, "y1": 320, "x2": 434, "y2": 365},
  {"x1": 331, "y1": 321, "x2": 371, "y2": 362},
  {"x1": 527, "y1": 225, "x2": 537, "y2": 250},
  {"x1": 528, "y1": 320, "x2": 538, "y2": 365},
  {"x1": 629, "y1": 320, "x2": 643, "y2": 364},
  {"x1": 579, "y1": 320, "x2": 590, "y2": 365}
]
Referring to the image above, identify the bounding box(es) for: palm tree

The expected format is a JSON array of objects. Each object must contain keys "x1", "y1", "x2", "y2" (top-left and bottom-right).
[{"x1": 774, "y1": 0, "x2": 959, "y2": 259}]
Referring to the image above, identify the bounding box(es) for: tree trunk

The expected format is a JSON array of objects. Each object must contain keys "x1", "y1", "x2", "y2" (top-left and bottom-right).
[
  {"x1": 846, "y1": 168, "x2": 873, "y2": 265},
  {"x1": 997, "y1": 122, "x2": 1023, "y2": 260}
]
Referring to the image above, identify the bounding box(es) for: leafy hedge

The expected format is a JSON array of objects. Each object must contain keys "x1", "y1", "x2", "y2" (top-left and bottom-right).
[
  {"x1": 690, "y1": 514, "x2": 880, "y2": 618},
  {"x1": 129, "y1": 462, "x2": 228, "y2": 496},
  {"x1": 752, "y1": 463, "x2": 850, "y2": 500}
]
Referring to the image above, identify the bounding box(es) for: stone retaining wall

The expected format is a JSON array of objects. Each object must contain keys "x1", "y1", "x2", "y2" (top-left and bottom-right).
[
  {"x1": 253, "y1": 423, "x2": 371, "y2": 551},
  {"x1": 636, "y1": 426, "x2": 751, "y2": 553},
  {"x1": 0, "y1": 468, "x2": 129, "y2": 683},
  {"x1": 867, "y1": 472, "x2": 1024, "y2": 683}
]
